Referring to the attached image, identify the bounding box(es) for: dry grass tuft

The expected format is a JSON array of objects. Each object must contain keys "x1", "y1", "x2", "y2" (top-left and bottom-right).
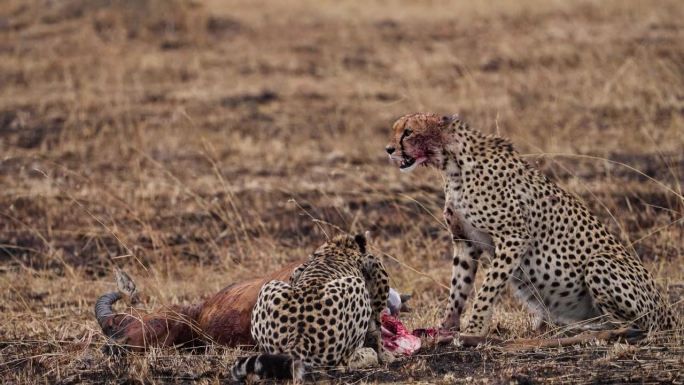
[{"x1": 1, "y1": 0, "x2": 682, "y2": 383}]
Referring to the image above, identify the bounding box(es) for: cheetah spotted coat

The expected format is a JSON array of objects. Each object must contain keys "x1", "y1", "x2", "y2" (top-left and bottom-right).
[
  {"x1": 231, "y1": 234, "x2": 391, "y2": 381},
  {"x1": 387, "y1": 113, "x2": 678, "y2": 336}
]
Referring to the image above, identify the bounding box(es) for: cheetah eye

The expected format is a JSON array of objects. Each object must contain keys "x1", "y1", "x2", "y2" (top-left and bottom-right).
[{"x1": 403, "y1": 128, "x2": 413, "y2": 137}]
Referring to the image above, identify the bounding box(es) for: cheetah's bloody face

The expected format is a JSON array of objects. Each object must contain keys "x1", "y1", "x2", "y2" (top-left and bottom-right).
[{"x1": 386, "y1": 113, "x2": 451, "y2": 172}]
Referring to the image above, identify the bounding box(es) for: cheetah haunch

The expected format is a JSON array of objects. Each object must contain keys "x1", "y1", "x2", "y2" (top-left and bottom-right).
[
  {"x1": 231, "y1": 233, "x2": 393, "y2": 381},
  {"x1": 386, "y1": 113, "x2": 677, "y2": 337}
]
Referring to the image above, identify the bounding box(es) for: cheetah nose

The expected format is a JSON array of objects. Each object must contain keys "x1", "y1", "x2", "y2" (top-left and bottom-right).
[{"x1": 385, "y1": 145, "x2": 396, "y2": 155}]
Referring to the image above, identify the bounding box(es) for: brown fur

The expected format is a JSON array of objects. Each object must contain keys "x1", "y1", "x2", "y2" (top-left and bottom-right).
[{"x1": 98, "y1": 262, "x2": 300, "y2": 351}]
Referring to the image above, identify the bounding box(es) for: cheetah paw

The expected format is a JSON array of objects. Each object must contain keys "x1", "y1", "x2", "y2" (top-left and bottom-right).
[{"x1": 378, "y1": 349, "x2": 395, "y2": 364}]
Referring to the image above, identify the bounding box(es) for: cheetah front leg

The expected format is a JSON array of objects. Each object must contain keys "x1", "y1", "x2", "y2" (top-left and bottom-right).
[
  {"x1": 464, "y1": 234, "x2": 529, "y2": 336},
  {"x1": 443, "y1": 207, "x2": 482, "y2": 331},
  {"x1": 362, "y1": 255, "x2": 394, "y2": 363}
]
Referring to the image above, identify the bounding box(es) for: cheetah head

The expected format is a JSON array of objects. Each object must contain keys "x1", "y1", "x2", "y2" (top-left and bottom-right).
[
  {"x1": 315, "y1": 232, "x2": 370, "y2": 258},
  {"x1": 386, "y1": 113, "x2": 455, "y2": 172}
]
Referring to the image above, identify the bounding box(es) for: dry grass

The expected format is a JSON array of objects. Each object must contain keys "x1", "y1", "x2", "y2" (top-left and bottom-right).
[{"x1": 1, "y1": 0, "x2": 683, "y2": 383}]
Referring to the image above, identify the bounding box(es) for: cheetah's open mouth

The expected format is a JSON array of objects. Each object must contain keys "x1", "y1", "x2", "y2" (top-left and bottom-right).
[{"x1": 399, "y1": 156, "x2": 427, "y2": 173}]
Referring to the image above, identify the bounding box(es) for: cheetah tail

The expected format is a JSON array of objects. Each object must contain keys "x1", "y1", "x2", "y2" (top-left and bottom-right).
[{"x1": 231, "y1": 353, "x2": 304, "y2": 382}]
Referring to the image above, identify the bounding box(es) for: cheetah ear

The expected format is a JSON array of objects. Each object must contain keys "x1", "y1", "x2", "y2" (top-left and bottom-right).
[
  {"x1": 353, "y1": 233, "x2": 367, "y2": 253},
  {"x1": 441, "y1": 114, "x2": 460, "y2": 126}
]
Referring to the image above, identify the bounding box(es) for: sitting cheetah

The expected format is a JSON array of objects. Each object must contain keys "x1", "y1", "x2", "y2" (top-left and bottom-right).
[
  {"x1": 231, "y1": 233, "x2": 393, "y2": 381},
  {"x1": 386, "y1": 113, "x2": 678, "y2": 337}
]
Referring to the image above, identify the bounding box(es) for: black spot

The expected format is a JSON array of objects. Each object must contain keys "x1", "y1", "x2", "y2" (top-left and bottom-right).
[{"x1": 354, "y1": 233, "x2": 367, "y2": 253}]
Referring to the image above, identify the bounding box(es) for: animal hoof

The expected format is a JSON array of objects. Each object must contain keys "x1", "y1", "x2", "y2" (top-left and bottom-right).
[{"x1": 441, "y1": 314, "x2": 460, "y2": 331}]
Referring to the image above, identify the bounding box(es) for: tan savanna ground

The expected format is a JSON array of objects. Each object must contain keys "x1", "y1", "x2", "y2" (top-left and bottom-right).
[{"x1": 1, "y1": 0, "x2": 683, "y2": 383}]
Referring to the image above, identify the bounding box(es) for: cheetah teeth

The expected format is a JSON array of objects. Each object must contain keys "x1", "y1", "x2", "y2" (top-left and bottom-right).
[{"x1": 399, "y1": 157, "x2": 426, "y2": 173}]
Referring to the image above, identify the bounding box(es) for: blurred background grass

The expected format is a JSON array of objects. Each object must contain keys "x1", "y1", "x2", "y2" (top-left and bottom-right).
[{"x1": 0, "y1": 0, "x2": 682, "y2": 383}]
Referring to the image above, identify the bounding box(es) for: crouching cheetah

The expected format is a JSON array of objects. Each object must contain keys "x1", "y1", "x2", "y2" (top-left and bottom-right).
[
  {"x1": 231, "y1": 233, "x2": 393, "y2": 381},
  {"x1": 386, "y1": 113, "x2": 678, "y2": 337}
]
